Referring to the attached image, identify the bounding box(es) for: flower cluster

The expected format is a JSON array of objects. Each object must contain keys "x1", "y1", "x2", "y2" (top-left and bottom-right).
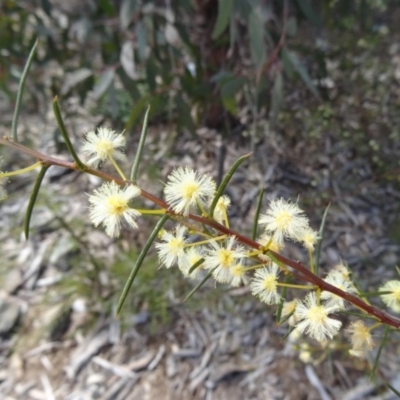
[
  {"x1": 78, "y1": 133, "x2": 395, "y2": 360},
  {"x1": 153, "y1": 167, "x2": 368, "y2": 345},
  {"x1": 155, "y1": 231, "x2": 247, "y2": 286}
]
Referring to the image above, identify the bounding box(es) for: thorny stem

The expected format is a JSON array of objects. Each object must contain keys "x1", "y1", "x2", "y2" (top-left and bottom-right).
[{"x1": 1, "y1": 135, "x2": 400, "y2": 330}]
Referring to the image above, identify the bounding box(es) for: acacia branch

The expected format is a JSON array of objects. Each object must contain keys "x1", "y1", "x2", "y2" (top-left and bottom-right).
[{"x1": 1, "y1": 136, "x2": 399, "y2": 329}]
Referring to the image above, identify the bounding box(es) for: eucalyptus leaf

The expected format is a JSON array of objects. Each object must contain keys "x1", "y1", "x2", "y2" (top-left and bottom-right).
[
  {"x1": 296, "y1": 0, "x2": 322, "y2": 28},
  {"x1": 120, "y1": 41, "x2": 136, "y2": 80},
  {"x1": 283, "y1": 48, "x2": 320, "y2": 100},
  {"x1": 136, "y1": 21, "x2": 147, "y2": 61},
  {"x1": 248, "y1": 7, "x2": 266, "y2": 69},
  {"x1": 220, "y1": 76, "x2": 246, "y2": 99},
  {"x1": 40, "y1": 0, "x2": 52, "y2": 16},
  {"x1": 61, "y1": 68, "x2": 93, "y2": 95},
  {"x1": 93, "y1": 69, "x2": 115, "y2": 100},
  {"x1": 212, "y1": 0, "x2": 233, "y2": 40},
  {"x1": 120, "y1": 0, "x2": 137, "y2": 30},
  {"x1": 286, "y1": 17, "x2": 297, "y2": 36}
]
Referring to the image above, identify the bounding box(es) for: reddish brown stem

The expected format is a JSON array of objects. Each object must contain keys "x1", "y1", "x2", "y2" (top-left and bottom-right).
[{"x1": 1, "y1": 136, "x2": 399, "y2": 329}]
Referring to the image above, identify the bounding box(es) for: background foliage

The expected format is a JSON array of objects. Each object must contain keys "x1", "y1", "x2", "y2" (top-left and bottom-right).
[{"x1": 0, "y1": 0, "x2": 392, "y2": 136}]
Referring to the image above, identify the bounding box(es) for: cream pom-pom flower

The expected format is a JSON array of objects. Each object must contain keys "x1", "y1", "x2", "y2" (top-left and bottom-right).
[
  {"x1": 205, "y1": 236, "x2": 247, "y2": 283},
  {"x1": 294, "y1": 292, "x2": 342, "y2": 342},
  {"x1": 164, "y1": 167, "x2": 216, "y2": 216},
  {"x1": 83, "y1": 127, "x2": 126, "y2": 166},
  {"x1": 212, "y1": 195, "x2": 231, "y2": 224},
  {"x1": 320, "y1": 270, "x2": 358, "y2": 310},
  {"x1": 379, "y1": 280, "x2": 400, "y2": 313},
  {"x1": 346, "y1": 320, "x2": 374, "y2": 358},
  {"x1": 259, "y1": 198, "x2": 309, "y2": 244},
  {"x1": 250, "y1": 264, "x2": 281, "y2": 305},
  {"x1": 88, "y1": 181, "x2": 141, "y2": 237},
  {"x1": 155, "y1": 225, "x2": 188, "y2": 269}
]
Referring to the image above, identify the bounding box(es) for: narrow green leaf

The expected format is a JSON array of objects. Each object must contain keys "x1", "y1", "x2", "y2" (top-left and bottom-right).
[
  {"x1": 52, "y1": 98, "x2": 86, "y2": 171},
  {"x1": 314, "y1": 202, "x2": 330, "y2": 276},
  {"x1": 395, "y1": 265, "x2": 400, "y2": 278},
  {"x1": 340, "y1": 311, "x2": 378, "y2": 320},
  {"x1": 24, "y1": 165, "x2": 49, "y2": 240},
  {"x1": 282, "y1": 326, "x2": 296, "y2": 341},
  {"x1": 116, "y1": 214, "x2": 169, "y2": 315},
  {"x1": 370, "y1": 325, "x2": 390, "y2": 378},
  {"x1": 183, "y1": 268, "x2": 216, "y2": 302},
  {"x1": 252, "y1": 187, "x2": 264, "y2": 241},
  {"x1": 359, "y1": 291, "x2": 391, "y2": 297},
  {"x1": 278, "y1": 310, "x2": 295, "y2": 326},
  {"x1": 188, "y1": 258, "x2": 205, "y2": 275},
  {"x1": 266, "y1": 252, "x2": 286, "y2": 270},
  {"x1": 130, "y1": 105, "x2": 150, "y2": 182},
  {"x1": 209, "y1": 153, "x2": 251, "y2": 217},
  {"x1": 12, "y1": 39, "x2": 38, "y2": 142},
  {"x1": 386, "y1": 383, "x2": 400, "y2": 398},
  {"x1": 212, "y1": 0, "x2": 233, "y2": 39}
]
